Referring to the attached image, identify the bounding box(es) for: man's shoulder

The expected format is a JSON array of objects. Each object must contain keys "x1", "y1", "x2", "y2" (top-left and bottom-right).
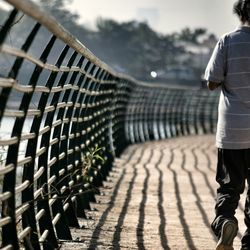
[
  {"x1": 220, "y1": 26, "x2": 249, "y2": 41},
  {"x1": 218, "y1": 29, "x2": 241, "y2": 46},
  {"x1": 220, "y1": 30, "x2": 235, "y2": 40}
]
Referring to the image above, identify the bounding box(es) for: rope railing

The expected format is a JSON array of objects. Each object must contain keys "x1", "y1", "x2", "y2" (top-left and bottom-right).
[
  {"x1": 125, "y1": 83, "x2": 219, "y2": 143},
  {"x1": 0, "y1": 0, "x2": 219, "y2": 249},
  {"x1": 0, "y1": 1, "x2": 132, "y2": 249}
]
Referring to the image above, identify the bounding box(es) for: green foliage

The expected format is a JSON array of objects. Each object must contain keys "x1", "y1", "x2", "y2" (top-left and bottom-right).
[
  {"x1": 81, "y1": 146, "x2": 104, "y2": 185},
  {"x1": 177, "y1": 27, "x2": 207, "y2": 44},
  {"x1": 93, "y1": 18, "x2": 187, "y2": 80}
]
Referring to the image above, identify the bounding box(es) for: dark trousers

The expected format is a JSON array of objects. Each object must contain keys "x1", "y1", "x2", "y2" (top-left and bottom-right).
[{"x1": 211, "y1": 148, "x2": 250, "y2": 248}]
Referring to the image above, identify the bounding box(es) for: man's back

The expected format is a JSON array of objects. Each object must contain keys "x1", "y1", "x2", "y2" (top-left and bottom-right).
[
  {"x1": 226, "y1": 26, "x2": 250, "y2": 104},
  {"x1": 205, "y1": 26, "x2": 250, "y2": 149}
]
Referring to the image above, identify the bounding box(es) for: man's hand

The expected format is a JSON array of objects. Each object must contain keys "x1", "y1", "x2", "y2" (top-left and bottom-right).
[{"x1": 207, "y1": 81, "x2": 221, "y2": 91}]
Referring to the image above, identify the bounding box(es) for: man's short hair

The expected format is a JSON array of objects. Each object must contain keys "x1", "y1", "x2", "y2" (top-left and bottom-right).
[{"x1": 234, "y1": 0, "x2": 250, "y2": 20}]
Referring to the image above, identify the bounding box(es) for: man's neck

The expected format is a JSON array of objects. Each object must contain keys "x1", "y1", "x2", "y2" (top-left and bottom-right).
[{"x1": 241, "y1": 21, "x2": 250, "y2": 26}]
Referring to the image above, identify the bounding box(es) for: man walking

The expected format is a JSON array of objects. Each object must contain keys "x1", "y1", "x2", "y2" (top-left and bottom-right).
[{"x1": 205, "y1": 0, "x2": 250, "y2": 249}]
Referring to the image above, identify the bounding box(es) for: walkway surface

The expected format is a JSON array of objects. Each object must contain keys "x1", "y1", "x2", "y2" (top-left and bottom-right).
[{"x1": 61, "y1": 135, "x2": 246, "y2": 250}]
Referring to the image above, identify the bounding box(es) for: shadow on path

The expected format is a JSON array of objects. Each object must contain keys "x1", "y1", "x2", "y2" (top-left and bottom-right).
[
  {"x1": 168, "y1": 146, "x2": 197, "y2": 250},
  {"x1": 136, "y1": 150, "x2": 152, "y2": 250},
  {"x1": 87, "y1": 148, "x2": 142, "y2": 250},
  {"x1": 156, "y1": 149, "x2": 170, "y2": 250},
  {"x1": 111, "y1": 148, "x2": 146, "y2": 249}
]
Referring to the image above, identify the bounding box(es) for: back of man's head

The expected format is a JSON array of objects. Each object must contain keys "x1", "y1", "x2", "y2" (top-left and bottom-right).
[{"x1": 234, "y1": 0, "x2": 250, "y2": 21}]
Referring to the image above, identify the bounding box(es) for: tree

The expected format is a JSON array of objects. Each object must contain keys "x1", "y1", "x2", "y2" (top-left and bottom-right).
[
  {"x1": 93, "y1": 18, "x2": 185, "y2": 80},
  {"x1": 178, "y1": 27, "x2": 207, "y2": 44},
  {"x1": 40, "y1": 0, "x2": 79, "y2": 27},
  {"x1": 0, "y1": 1, "x2": 217, "y2": 84}
]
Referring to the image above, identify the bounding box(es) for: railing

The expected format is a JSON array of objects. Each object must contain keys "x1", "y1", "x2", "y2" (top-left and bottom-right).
[
  {"x1": 125, "y1": 83, "x2": 219, "y2": 143},
  {"x1": 0, "y1": 0, "x2": 219, "y2": 249}
]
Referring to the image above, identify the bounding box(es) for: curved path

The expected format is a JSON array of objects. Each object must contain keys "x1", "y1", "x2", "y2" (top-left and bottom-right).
[{"x1": 61, "y1": 135, "x2": 245, "y2": 250}]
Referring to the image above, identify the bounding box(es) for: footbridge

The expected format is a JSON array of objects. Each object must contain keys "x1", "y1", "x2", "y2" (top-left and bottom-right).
[{"x1": 0, "y1": 0, "x2": 245, "y2": 249}]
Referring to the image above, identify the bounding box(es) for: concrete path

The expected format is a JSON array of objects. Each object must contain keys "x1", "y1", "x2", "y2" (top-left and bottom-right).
[{"x1": 60, "y1": 135, "x2": 246, "y2": 250}]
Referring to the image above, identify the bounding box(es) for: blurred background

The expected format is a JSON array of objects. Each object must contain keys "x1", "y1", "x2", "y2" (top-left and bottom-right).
[{"x1": 0, "y1": 0, "x2": 239, "y2": 87}]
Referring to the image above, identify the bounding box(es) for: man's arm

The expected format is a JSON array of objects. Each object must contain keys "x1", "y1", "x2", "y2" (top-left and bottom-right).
[{"x1": 207, "y1": 81, "x2": 221, "y2": 91}]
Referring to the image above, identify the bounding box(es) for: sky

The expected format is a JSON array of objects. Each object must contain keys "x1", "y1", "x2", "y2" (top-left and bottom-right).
[
  {"x1": 68, "y1": 0, "x2": 239, "y2": 37},
  {"x1": 0, "y1": 0, "x2": 240, "y2": 37}
]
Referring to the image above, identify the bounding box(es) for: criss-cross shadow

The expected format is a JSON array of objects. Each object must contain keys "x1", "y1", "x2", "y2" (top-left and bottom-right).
[
  {"x1": 167, "y1": 146, "x2": 197, "y2": 250},
  {"x1": 136, "y1": 150, "x2": 152, "y2": 250},
  {"x1": 180, "y1": 147, "x2": 217, "y2": 243},
  {"x1": 111, "y1": 150, "x2": 144, "y2": 249},
  {"x1": 87, "y1": 149, "x2": 139, "y2": 250},
  {"x1": 192, "y1": 147, "x2": 216, "y2": 198},
  {"x1": 156, "y1": 149, "x2": 170, "y2": 250}
]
